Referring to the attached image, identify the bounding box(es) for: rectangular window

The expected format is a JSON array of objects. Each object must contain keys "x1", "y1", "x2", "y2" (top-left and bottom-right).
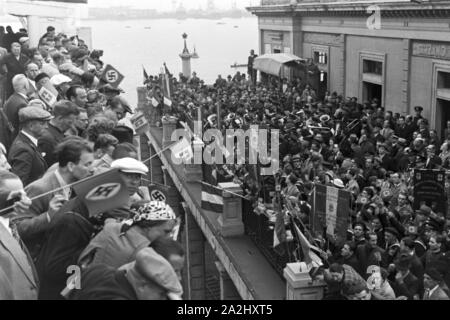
[
  {"x1": 363, "y1": 60, "x2": 383, "y2": 75},
  {"x1": 437, "y1": 71, "x2": 450, "y2": 89},
  {"x1": 313, "y1": 51, "x2": 327, "y2": 65}
]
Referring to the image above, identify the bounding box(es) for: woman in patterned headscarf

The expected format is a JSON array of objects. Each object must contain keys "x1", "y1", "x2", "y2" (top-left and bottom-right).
[{"x1": 78, "y1": 201, "x2": 178, "y2": 270}]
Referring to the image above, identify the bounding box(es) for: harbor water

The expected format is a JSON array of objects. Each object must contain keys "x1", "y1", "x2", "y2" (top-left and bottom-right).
[{"x1": 83, "y1": 17, "x2": 258, "y2": 107}]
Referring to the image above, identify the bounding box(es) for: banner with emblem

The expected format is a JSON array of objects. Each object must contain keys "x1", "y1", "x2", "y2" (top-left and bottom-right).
[
  {"x1": 413, "y1": 169, "x2": 446, "y2": 215},
  {"x1": 147, "y1": 184, "x2": 170, "y2": 203},
  {"x1": 311, "y1": 184, "x2": 350, "y2": 242},
  {"x1": 38, "y1": 82, "x2": 59, "y2": 109},
  {"x1": 72, "y1": 169, "x2": 129, "y2": 217},
  {"x1": 100, "y1": 64, "x2": 125, "y2": 88}
]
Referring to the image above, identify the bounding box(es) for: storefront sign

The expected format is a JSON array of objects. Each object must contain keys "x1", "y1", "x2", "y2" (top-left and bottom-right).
[
  {"x1": 412, "y1": 42, "x2": 450, "y2": 60},
  {"x1": 264, "y1": 31, "x2": 284, "y2": 44},
  {"x1": 413, "y1": 169, "x2": 446, "y2": 214}
]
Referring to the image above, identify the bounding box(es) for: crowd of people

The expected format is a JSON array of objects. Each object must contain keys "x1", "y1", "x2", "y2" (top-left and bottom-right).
[
  {"x1": 0, "y1": 22, "x2": 449, "y2": 300},
  {"x1": 0, "y1": 25, "x2": 185, "y2": 300},
  {"x1": 144, "y1": 49, "x2": 450, "y2": 300}
]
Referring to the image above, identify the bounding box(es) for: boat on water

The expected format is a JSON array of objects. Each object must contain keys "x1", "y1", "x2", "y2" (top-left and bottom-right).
[
  {"x1": 217, "y1": 22, "x2": 226, "y2": 25},
  {"x1": 234, "y1": 26, "x2": 239, "y2": 28},
  {"x1": 144, "y1": 27, "x2": 151, "y2": 29}
]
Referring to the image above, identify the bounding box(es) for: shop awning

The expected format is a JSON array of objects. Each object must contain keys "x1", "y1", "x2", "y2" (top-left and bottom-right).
[{"x1": 253, "y1": 53, "x2": 307, "y2": 77}]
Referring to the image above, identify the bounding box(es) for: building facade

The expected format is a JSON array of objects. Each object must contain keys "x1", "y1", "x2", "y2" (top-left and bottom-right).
[{"x1": 248, "y1": 0, "x2": 450, "y2": 137}]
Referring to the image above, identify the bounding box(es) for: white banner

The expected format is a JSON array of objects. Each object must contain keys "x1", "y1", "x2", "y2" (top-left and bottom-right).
[
  {"x1": 39, "y1": 86, "x2": 57, "y2": 108},
  {"x1": 325, "y1": 186, "x2": 338, "y2": 236},
  {"x1": 151, "y1": 97, "x2": 159, "y2": 107}
]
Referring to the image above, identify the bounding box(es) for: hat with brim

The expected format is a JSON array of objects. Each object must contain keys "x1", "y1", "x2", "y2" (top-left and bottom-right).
[
  {"x1": 424, "y1": 219, "x2": 441, "y2": 231},
  {"x1": 50, "y1": 74, "x2": 72, "y2": 87},
  {"x1": 111, "y1": 157, "x2": 148, "y2": 175},
  {"x1": 19, "y1": 106, "x2": 53, "y2": 123},
  {"x1": 19, "y1": 37, "x2": 29, "y2": 44},
  {"x1": 384, "y1": 227, "x2": 399, "y2": 239},
  {"x1": 333, "y1": 179, "x2": 345, "y2": 189},
  {"x1": 34, "y1": 72, "x2": 50, "y2": 84},
  {"x1": 415, "y1": 205, "x2": 431, "y2": 216},
  {"x1": 112, "y1": 125, "x2": 134, "y2": 144},
  {"x1": 425, "y1": 268, "x2": 443, "y2": 282}
]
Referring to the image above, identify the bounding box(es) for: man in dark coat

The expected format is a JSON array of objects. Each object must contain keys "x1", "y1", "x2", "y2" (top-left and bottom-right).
[
  {"x1": 35, "y1": 197, "x2": 95, "y2": 300},
  {"x1": 355, "y1": 232, "x2": 386, "y2": 278},
  {"x1": 3, "y1": 74, "x2": 29, "y2": 142},
  {"x1": 247, "y1": 49, "x2": 258, "y2": 85},
  {"x1": 38, "y1": 100, "x2": 80, "y2": 167},
  {"x1": 0, "y1": 42, "x2": 29, "y2": 98},
  {"x1": 392, "y1": 255, "x2": 420, "y2": 300},
  {"x1": 8, "y1": 106, "x2": 52, "y2": 186}
]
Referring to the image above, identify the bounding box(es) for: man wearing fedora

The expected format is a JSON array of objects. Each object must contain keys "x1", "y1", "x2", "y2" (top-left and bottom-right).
[{"x1": 423, "y1": 268, "x2": 449, "y2": 300}]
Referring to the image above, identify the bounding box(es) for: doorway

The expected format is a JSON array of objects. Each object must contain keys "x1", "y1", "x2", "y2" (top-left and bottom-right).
[
  {"x1": 437, "y1": 98, "x2": 450, "y2": 140},
  {"x1": 363, "y1": 82, "x2": 382, "y2": 105},
  {"x1": 318, "y1": 71, "x2": 328, "y2": 100}
]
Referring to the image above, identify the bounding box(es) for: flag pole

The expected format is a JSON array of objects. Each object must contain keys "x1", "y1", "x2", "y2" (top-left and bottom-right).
[
  {"x1": 141, "y1": 140, "x2": 177, "y2": 164},
  {"x1": 217, "y1": 102, "x2": 221, "y2": 131},
  {"x1": 0, "y1": 169, "x2": 118, "y2": 216}
]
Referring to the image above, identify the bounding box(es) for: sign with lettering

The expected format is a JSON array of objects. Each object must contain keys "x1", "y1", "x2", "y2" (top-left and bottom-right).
[
  {"x1": 412, "y1": 42, "x2": 450, "y2": 60},
  {"x1": 413, "y1": 169, "x2": 446, "y2": 214},
  {"x1": 311, "y1": 184, "x2": 350, "y2": 243},
  {"x1": 100, "y1": 64, "x2": 125, "y2": 88},
  {"x1": 72, "y1": 169, "x2": 129, "y2": 217},
  {"x1": 130, "y1": 111, "x2": 149, "y2": 135},
  {"x1": 263, "y1": 31, "x2": 284, "y2": 44}
]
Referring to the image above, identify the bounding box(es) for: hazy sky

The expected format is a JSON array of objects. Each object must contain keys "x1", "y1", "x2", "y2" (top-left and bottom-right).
[{"x1": 88, "y1": 0, "x2": 259, "y2": 11}]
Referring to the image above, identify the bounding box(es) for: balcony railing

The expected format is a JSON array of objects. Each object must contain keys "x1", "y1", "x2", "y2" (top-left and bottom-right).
[{"x1": 242, "y1": 199, "x2": 292, "y2": 278}]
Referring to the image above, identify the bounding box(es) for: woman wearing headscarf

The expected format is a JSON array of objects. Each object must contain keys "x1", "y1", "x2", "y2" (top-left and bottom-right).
[{"x1": 78, "y1": 201, "x2": 178, "y2": 270}]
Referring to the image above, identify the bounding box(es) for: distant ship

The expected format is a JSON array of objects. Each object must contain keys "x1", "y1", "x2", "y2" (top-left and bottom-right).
[
  {"x1": 144, "y1": 27, "x2": 151, "y2": 29},
  {"x1": 217, "y1": 22, "x2": 226, "y2": 25}
]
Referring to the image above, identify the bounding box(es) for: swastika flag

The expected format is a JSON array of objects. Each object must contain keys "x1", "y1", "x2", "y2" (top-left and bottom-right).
[
  {"x1": 147, "y1": 184, "x2": 170, "y2": 203},
  {"x1": 100, "y1": 64, "x2": 125, "y2": 88},
  {"x1": 72, "y1": 168, "x2": 129, "y2": 217}
]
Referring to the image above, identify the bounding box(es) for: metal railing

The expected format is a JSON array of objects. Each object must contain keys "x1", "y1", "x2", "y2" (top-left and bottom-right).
[{"x1": 242, "y1": 198, "x2": 291, "y2": 278}]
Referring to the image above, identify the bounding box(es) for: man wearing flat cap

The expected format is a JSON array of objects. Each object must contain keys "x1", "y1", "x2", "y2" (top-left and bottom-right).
[
  {"x1": 109, "y1": 157, "x2": 149, "y2": 219},
  {"x1": 8, "y1": 106, "x2": 53, "y2": 186}
]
